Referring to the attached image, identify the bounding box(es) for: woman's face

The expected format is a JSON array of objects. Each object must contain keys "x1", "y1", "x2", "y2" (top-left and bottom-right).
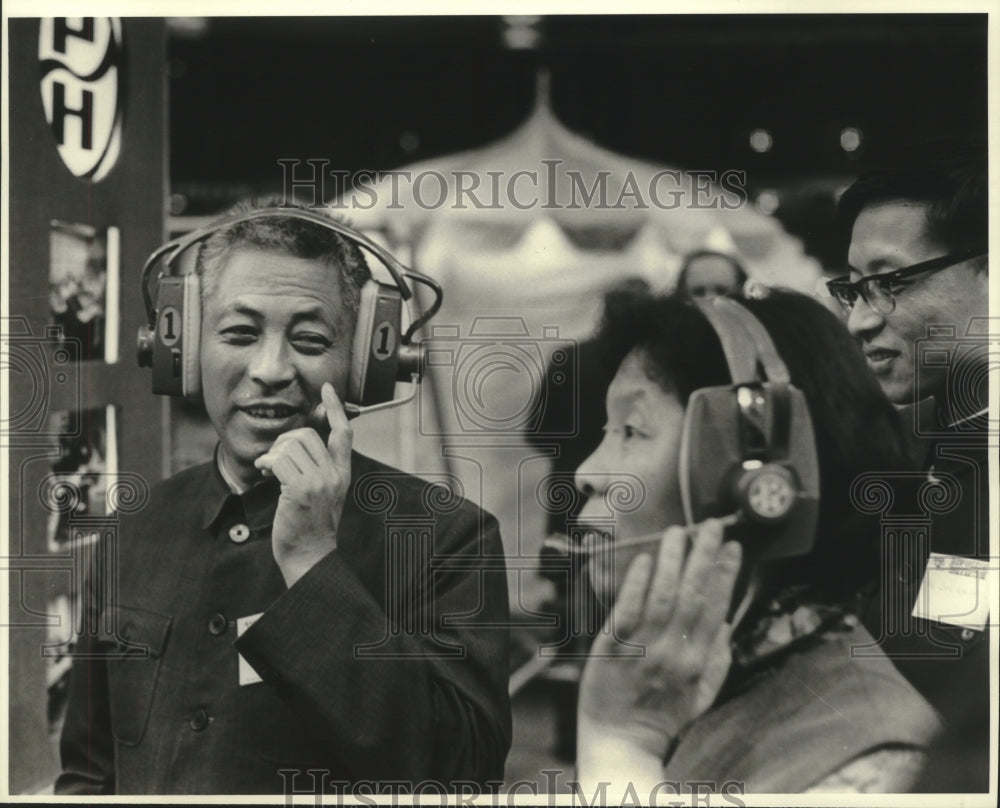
[{"x1": 575, "y1": 349, "x2": 687, "y2": 604}]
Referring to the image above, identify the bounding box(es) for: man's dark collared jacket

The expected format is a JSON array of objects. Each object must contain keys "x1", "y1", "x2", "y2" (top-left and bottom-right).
[
  {"x1": 859, "y1": 405, "x2": 990, "y2": 792},
  {"x1": 56, "y1": 451, "x2": 512, "y2": 794}
]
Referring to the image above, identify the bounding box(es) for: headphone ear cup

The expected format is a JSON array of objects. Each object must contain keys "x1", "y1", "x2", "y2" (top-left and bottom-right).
[
  {"x1": 734, "y1": 464, "x2": 798, "y2": 523},
  {"x1": 679, "y1": 385, "x2": 741, "y2": 524},
  {"x1": 680, "y1": 383, "x2": 820, "y2": 561},
  {"x1": 181, "y1": 275, "x2": 202, "y2": 396},
  {"x1": 348, "y1": 280, "x2": 402, "y2": 406},
  {"x1": 147, "y1": 273, "x2": 202, "y2": 397},
  {"x1": 347, "y1": 281, "x2": 376, "y2": 405}
]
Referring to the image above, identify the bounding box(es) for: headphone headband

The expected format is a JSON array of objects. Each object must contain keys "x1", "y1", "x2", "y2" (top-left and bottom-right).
[
  {"x1": 680, "y1": 294, "x2": 820, "y2": 563},
  {"x1": 142, "y1": 207, "x2": 421, "y2": 320},
  {"x1": 696, "y1": 296, "x2": 790, "y2": 384},
  {"x1": 136, "y1": 206, "x2": 444, "y2": 413}
]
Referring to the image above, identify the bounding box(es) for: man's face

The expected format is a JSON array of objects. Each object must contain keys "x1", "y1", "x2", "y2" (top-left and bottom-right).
[
  {"x1": 200, "y1": 248, "x2": 353, "y2": 485},
  {"x1": 846, "y1": 200, "x2": 988, "y2": 405},
  {"x1": 575, "y1": 350, "x2": 687, "y2": 604},
  {"x1": 683, "y1": 255, "x2": 743, "y2": 300}
]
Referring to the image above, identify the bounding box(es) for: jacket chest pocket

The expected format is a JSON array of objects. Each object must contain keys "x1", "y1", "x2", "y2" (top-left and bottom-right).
[{"x1": 103, "y1": 605, "x2": 172, "y2": 747}]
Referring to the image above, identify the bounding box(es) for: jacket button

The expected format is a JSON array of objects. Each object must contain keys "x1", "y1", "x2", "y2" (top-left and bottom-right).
[
  {"x1": 228, "y1": 523, "x2": 250, "y2": 543},
  {"x1": 960, "y1": 628, "x2": 976, "y2": 641},
  {"x1": 190, "y1": 708, "x2": 209, "y2": 732},
  {"x1": 208, "y1": 613, "x2": 227, "y2": 636}
]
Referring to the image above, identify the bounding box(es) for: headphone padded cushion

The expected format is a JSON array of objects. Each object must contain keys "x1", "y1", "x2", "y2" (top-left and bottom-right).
[
  {"x1": 181, "y1": 273, "x2": 202, "y2": 396},
  {"x1": 348, "y1": 280, "x2": 380, "y2": 405}
]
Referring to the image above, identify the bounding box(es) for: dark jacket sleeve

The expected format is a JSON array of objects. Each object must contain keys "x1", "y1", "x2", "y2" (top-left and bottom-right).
[
  {"x1": 234, "y1": 502, "x2": 512, "y2": 787},
  {"x1": 54, "y1": 540, "x2": 116, "y2": 795}
]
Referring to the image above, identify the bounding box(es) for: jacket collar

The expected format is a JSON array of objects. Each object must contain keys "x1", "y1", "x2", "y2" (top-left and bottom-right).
[
  {"x1": 199, "y1": 445, "x2": 373, "y2": 533},
  {"x1": 200, "y1": 452, "x2": 233, "y2": 529},
  {"x1": 200, "y1": 446, "x2": 280, "y2": 531}
]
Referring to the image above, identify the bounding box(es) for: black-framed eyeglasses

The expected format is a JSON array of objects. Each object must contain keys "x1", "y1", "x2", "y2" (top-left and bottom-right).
[{"x1": 826, "y1": 250, "x2": 987, "y2": 316}]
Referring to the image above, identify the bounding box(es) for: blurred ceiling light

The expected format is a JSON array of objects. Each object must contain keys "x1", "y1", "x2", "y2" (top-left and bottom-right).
[
  {"x1": 400, "y1": 131, "x2": 420, "y2": 153},
  {"x1": 840, "y1": 126, "x2": 863, "y2": 152},
  {"x1": 749, "y1": 128, "x2": 773, "y2": 153},
  {"x1": 502, "y1": 16, "x2": 542, "y2": 50},
  {"x1": 755, "y1": 189, "x2": 780, "y2": 215},
  {"x1": 166, "y1": 18, "x2": 209, "y2": 39}
]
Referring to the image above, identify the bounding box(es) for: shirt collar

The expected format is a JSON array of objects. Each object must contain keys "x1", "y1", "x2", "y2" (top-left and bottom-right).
[
  {"x1": 201, "y1": 444, "x2": 280, "y2": 531},
  {"x1": 200, "y1": 445, "x2": 366, "y2": 533},
  {"x1": 217, "y1": 447, "x2": 247, "y2": 494},
  {"x1": 201, "y1": 449, "x2": 236, "y2": 529},
  {"x1": 200, "y1": 479, "x2": 283, "y2": 534}
]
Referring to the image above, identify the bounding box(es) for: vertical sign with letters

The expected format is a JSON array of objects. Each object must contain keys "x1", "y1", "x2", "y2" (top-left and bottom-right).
[
  {"x1": 7, "y1": 18, "x2": 166, "y2": 793},
  {"x1": 38, "y1": 17, "x2": 123, "y2": 182}
]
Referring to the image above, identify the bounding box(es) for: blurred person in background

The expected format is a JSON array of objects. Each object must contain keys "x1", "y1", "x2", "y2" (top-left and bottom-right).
[
  {"x1": 572, "y1": 288, "x2": 940, "y2": 795},
  {"x1": 676, "y1": 250, "x2": 748, "y2": 301}
]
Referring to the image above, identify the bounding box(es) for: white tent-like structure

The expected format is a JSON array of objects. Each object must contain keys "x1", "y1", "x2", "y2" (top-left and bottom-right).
[{"x1": 340, "y1": 83, "x2": 821, "y2": 603}]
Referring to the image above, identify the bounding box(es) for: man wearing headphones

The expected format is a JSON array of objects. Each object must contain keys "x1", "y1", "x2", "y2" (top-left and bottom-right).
[
  {"x1": 56, "y1": 200, "x2": 512, "y2": 794},
  {"x1": 832, "y1": 140, "x2": 990, "y2": 790}
]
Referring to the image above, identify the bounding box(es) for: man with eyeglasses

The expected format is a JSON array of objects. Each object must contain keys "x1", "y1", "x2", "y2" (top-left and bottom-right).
[{"x1": 831, "y1": 140, "x2": 990, "y2": 791}]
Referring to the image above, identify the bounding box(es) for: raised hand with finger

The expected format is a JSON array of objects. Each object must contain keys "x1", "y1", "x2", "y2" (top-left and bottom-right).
[
  {"x1": 576, "y1": 519, "x2": 743, "y2": 786},
  {"x1": 254, "y1": 382, "x2": 353, "y2": 588}
]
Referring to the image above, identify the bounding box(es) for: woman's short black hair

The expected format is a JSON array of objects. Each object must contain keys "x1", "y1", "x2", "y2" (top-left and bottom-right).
[{"x1": 595, "y1": 287, "x2": 914, "y2": 592}]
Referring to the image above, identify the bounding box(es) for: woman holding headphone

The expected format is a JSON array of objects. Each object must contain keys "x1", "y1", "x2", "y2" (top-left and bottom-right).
[{"x1": 571, "y1": 288, "x2": 940, "y2": 795}]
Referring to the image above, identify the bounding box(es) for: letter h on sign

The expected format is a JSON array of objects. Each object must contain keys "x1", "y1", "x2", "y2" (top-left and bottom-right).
[
  {"x1": 51, "y1": 82, "x2": 93, "y2": 149},
  {"x1": 48, "y1": 19, "x2": 96, "y2": 150},
  {"x1": 38, "y1": 17, "x2": 123, "y2": 180}
]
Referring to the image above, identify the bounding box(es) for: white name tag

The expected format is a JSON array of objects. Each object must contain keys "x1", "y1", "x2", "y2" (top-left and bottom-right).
[
  {"x1": 912, "y1": 553, "x2": 991, "y2": 632},
  {"x1": 237, "y1": 613, "x2": 264, "y2": 686}
]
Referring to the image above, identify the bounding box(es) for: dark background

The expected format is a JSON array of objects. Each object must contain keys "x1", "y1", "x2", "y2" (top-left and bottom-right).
[
  {"x1": 170, "y1": 15, "x2": 987, "y2": 181},
  {"x1": 166, "y1": 14, "x2": 987, "y2": 269},
  {"x1": 167, "y1": 14, "x2": 988, "y2": 269}
]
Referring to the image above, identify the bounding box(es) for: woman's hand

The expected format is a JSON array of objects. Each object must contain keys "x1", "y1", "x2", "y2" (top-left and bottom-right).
[
  {"x1": 254, "y1": 382, "x2": 352, "y2": 588},
  {"x1": 577, "y1": 519, "x2": 742, "y2": 782}
]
